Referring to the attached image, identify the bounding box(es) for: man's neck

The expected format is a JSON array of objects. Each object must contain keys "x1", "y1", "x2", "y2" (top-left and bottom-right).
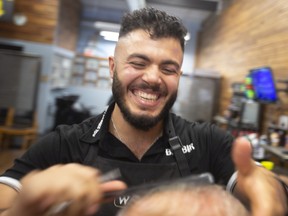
[{"x1": 109, "y1": 106, "x2": 163, "y2": 160}]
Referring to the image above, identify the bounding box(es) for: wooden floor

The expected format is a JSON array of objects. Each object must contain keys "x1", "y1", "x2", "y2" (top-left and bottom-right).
[{"x1": 0, "y1": 149, "x2": 26, "y2": 175}]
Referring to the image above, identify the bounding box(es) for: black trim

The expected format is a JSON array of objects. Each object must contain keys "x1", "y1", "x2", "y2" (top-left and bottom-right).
[{"x1": 167, "y1": 114, "x2": 191, "y2": 177}]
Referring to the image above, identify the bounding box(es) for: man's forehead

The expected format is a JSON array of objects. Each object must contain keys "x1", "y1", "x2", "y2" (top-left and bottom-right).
[
  {"x1": 115, "y1": 30, "x2": 183, "y2": 61},
  {"x1": 117, "y1": 29, "x2": 181, "y2": 48},
  {"x1": 117, "y1": 30, "x2": 152, "y2": 45}
]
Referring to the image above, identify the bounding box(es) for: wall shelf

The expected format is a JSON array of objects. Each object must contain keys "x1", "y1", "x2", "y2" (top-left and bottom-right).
[{"x1": 70, "y1": 55, "x2": 110, "y2": 88}]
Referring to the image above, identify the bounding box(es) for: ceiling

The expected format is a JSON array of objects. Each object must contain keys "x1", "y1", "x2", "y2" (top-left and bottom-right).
[{"x1": 80, "y1": 0, "x2": 221, "y2": 31}]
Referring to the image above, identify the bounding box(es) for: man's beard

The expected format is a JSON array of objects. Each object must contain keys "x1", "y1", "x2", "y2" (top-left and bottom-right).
[{"x1": 112, "y1": 70, "x2": 177, "y2": 131}]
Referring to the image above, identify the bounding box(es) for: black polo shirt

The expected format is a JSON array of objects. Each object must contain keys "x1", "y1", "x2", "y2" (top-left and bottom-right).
[{"x1": 2, "y1": 103, "x2": 235, "y2": 185}]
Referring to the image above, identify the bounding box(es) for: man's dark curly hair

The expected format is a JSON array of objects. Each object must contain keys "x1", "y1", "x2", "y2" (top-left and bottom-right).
[{"x1": 119, "y1": 7, "x2": 187, "y2": 51}]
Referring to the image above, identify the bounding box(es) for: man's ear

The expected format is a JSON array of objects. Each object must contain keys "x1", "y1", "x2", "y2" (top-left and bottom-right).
[{"x1": 108, "y1": 56, "x2": 115, "y2": 79}]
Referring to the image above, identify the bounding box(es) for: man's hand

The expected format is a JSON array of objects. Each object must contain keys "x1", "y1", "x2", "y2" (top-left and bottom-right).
[
  {"x1": 4, "y1": 164, "x2": 126, "y2": 216},
  {"x1": 232, "y1": 137, "x2": 287, "y2": 216}
]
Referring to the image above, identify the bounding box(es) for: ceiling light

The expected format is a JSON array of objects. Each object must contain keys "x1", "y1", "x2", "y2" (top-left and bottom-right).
[
  {"x1": 100, "y1": 31, "x2": 119, "y2": 42},
  {"x1": 94, "y1": 21, "x2": 120, "y2": 32},
  {"x1": 13, "y1": 13, "x2": 28, "y2": 26},
  {"x1": 184, "y1": 33, "x2": 191, "y2": 41},
  {"x1": 126, "y1": 0, "x2": 146, "y2": 11}
]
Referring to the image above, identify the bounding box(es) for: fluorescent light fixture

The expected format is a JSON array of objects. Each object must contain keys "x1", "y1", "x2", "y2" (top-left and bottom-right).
[
  {"x1": 94, "y1": 21, "x2": 120, "y2": 32},
  {"x1": 100, "y1": 31, "x2": 119, "y2": 42},
  {"x1": 126, "y1": 0, "x2": 146, "y2": 11}
]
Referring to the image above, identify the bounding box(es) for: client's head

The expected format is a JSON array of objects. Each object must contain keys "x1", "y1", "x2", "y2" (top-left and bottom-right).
[{"x1": 117, "y1": 184, "x2": 249, "y2": 216}]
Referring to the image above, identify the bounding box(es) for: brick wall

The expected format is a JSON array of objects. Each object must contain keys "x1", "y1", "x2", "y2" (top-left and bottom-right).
[{"x1": 196, "y1": 0, "x2": 288, "y2": 128}]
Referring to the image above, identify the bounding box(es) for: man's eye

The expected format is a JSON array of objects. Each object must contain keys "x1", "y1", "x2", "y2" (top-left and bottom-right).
[
  {"x1": 162, "y1": 68, "x2": 177, "y2": 74},
  {"x1": 130, "y1": 62, "x2": 146, "y2": 68}
]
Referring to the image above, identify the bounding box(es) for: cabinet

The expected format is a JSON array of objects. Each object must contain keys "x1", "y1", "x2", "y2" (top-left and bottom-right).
[
  {"x1": 172, "y1": 71, "x2": 221, "y2": 122},
  {"x1": 0, "y1": 50, "x2": 41, "y2": 111},
  {"x1": 70, "y1": 55, "x2": 110, "y2": 88}
]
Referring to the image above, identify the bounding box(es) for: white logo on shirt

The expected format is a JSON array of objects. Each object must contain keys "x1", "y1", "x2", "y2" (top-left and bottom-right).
[
  {"x1": 114, "y1": 195, "x2": 141, "y2": 208},
  {"x1": 92, "y1": 107, "x2": 108, "y2": 137},
  {"x1": 114, "y1": 196, "x2": 131, "y2": 207},
  {"x1": 165, "y1": 143, "x2": 195, "y2": 156}
]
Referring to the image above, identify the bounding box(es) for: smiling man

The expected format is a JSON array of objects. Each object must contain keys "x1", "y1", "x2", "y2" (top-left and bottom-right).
[
  {"x1": 109, "y1": 28, "x2": 183, "y2": 158},
  {"x1": 0, "y1": 7, "x2": 287, "y2": 216}
]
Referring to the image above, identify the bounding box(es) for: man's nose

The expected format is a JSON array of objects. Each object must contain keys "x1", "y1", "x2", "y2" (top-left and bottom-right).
[{"x1": 142, "y1": 65, "x2": 161, "y2": 84}]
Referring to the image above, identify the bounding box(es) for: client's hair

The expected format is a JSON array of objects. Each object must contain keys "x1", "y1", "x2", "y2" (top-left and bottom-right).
[{"x1": 118, "y1": 183, "x2": 249, "y2": 216}]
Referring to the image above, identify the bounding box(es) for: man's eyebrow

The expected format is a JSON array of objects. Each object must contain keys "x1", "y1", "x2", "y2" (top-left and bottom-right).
[
  {"x1": 161, "y1": 60, "x2": 180, "y2": 70},
  {"x1": 127, "y1": 54, "x2": 150, "y2": 62},
  {"x1": 127, "y1": 54, "x2": 180, "y2": 69}
]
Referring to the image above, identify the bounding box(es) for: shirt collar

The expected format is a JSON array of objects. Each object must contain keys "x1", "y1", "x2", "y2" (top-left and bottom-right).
[
  {"x1": 79, "y1": 102, "x2": 115, "y2": 144},
  {"x1": 79, "y1": 102, "x2": 174, "y2": 144}
]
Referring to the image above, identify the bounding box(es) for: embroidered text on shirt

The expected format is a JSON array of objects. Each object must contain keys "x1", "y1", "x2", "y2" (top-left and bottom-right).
[
  {"x1": 165, "y1": 143, "x2": 195, "y2": 156},
  {"x1": 92, "y1": 107, "x2": 108, "y2": 137}
]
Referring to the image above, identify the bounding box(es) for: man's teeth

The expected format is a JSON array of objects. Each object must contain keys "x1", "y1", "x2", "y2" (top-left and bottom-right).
[{"x1": 136, "y1": 91, "x2": 157, "y2": 101}]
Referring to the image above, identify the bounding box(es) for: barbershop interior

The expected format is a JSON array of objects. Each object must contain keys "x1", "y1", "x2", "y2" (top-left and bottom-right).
[{"x1": 0, "y1": 0, "x2": 288, "y2": 179}]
